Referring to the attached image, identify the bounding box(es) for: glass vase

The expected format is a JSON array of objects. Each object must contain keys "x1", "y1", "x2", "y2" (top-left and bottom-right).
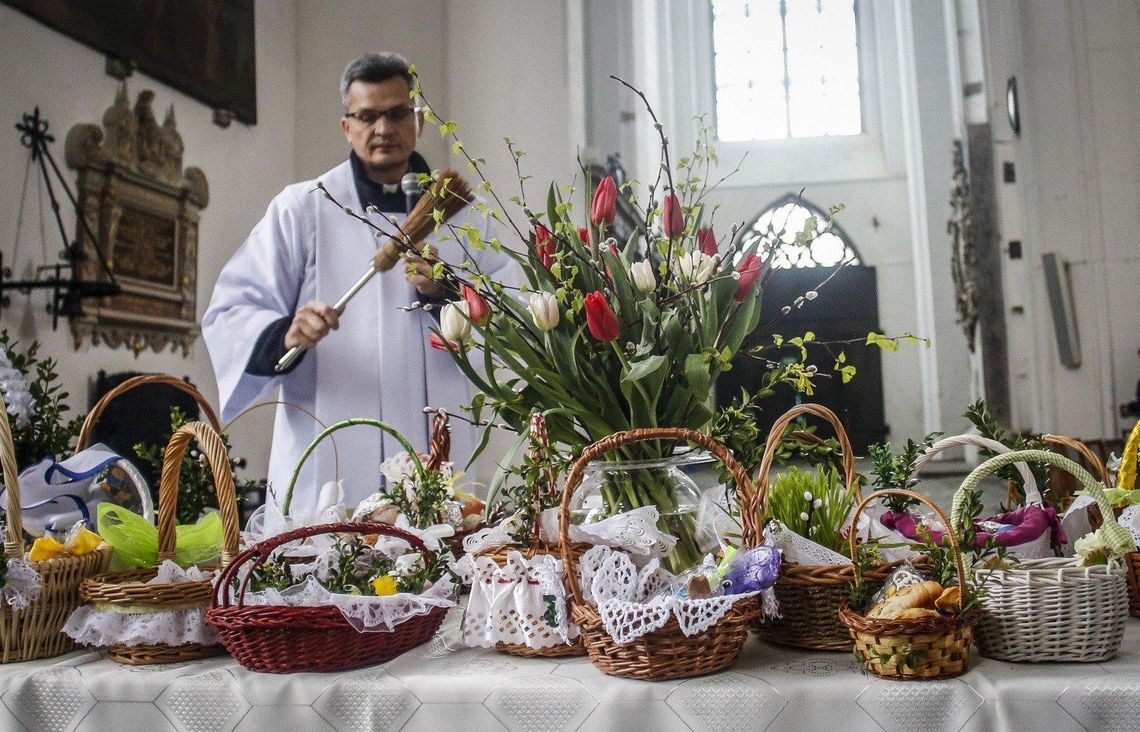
[{"x1": 569, "y1": 450, "x2": 714, "y2": 572}]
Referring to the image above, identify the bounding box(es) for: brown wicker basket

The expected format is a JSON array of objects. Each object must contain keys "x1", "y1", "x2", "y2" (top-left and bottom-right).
[
  {"x1": 838, "y1": 488, "x2": 976, "y2": 680},
  {"x1": 77, "y1": 373, "x2": 222, "y2": 451},
  {"x1": 752, "y1": 403, "x2": 901, "y2": 651},
  {"x1": 560, "y1": 427, "x2": 762, "y2": 681},
  {"x1": 78, "y1": 421, "x2": 241, "y2": 664},
  {"x1": 0, "y1": 403, "x2": 111, "y2": 663}
]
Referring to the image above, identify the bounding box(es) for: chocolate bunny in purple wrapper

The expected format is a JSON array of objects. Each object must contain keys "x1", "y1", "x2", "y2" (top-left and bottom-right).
[{"x1": 719, "y1": 545, "x2": 782, "y2": 595}]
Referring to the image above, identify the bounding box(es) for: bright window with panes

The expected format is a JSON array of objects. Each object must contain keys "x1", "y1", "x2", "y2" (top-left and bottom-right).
[{"x1": 711, "y1": 0, "x2": 863, "y2": 142}]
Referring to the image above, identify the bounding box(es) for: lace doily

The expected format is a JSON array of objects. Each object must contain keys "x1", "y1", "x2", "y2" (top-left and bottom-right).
[
  {"x1": 237, "y1": 575, "x2": 456, "y2": 633},
  {"x1": 765, "y1": 520, "x2": 850, "y2": 566},
  {"x1": 577, "y1": 546, "x2": 771, "y2": 644},
  {"x1": 462, "y1": 507, "x2": 676, "y2": 559},
  {"x1": 3, "y1": 557, "x2": 42, "y2": 611},
  {"x1": 1118, "y1": 504, "x2": 1140, "y2": 549},
  {"x1": 455, "y1": 551, "x2": 577, "y2": 649},
  {"x1": 63, "y1": 606, "x2": 217, "y2": 648}
]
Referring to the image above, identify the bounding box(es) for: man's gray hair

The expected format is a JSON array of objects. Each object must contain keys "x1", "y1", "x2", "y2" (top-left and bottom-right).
[{"x1": 340, "y1": 53, "x2": 415, "y2": 106}]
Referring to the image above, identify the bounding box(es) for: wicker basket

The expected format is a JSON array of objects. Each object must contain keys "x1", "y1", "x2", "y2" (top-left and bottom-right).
[
  {"x1": 78, "y1": 421, "x2": 242, "y2": 664},
  {"x1": 207, "y1": 520, "x2": 449, "y2": 673},
  {"x1": 77, "y1": 373, "x2": 223, "y2": 453},
  {"x1": 1107, "y1": 422, "x2": 1140, "y2": 617},
  {"x1": 839, "y1": 488, "x2": 977, "y2": 680},
  {"x1": 953, "y1": 449, "x2": 1130, "y2": 663},
  {"x1": 560, "y1": 427, "x2": 762, "y2": 681},
  {"x1": 0, "y1": 403, "x2": 112, "y2": 663},
  {"x1": 752, "y1": 404, "x2": 904, "y2": 651}
]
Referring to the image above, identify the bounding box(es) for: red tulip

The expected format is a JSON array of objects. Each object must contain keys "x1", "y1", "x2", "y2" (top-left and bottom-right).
[
  {"x1": 534, "y1": 224, "x2": 556, "y2": 270},
  {"x1": 429, "y1": 332, "x2": 454, "y2": 351},
  {"x1": 697, "y1": 227, "x2": 718, "y2": 256},
  {"x1": 584, "y1": 291, "x2": 620, "y2": 342},
  {"x1": 734, "y1": 253, "x2": 763, "y2": 302},
  {"x1": 578, "y1": 227, "x2": 590, "y2": 245},
  {"x1": 591, "y1": 176, "x2": 617, "y2": 225},
  {"x1": 461, "y1": 284, "x2": 491, "y2": 326},
  {"x1": 663, "y1": 194, "x2": 684, "y2": 238}
]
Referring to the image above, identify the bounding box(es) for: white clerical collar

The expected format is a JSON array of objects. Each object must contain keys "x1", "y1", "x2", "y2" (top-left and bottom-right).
[{"x1": 381, "y1": 182, "x2": 399, "y2": 194}]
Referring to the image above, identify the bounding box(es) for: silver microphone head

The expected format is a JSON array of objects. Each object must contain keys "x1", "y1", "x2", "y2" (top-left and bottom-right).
[{"x1": 400, "y1": 173, "x2": 421, "y2": 195}]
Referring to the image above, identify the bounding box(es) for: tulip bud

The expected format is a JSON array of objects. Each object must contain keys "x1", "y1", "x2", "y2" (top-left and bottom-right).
[
  {"x1": 534, "y1": 224, "x2": 556, "y2": 270},
  {"x1": 697, "y1": 227, "x2": 718, "y2": 256},
  {"x1": 733, "y1": 253, "x2": 763, "y2": 302},
  {"x1": 677, "y1": 251, "x2": 715, "y2": 284},
  {"x1": 663, "y1": 193, "x2": 684, "y2": 238},
  {"x1": 528, "y1": 292, "x2": 560, "y2": 331},
  {"x1": 461, "y1": 285, "x2": 491, "y2": 327},
  {"x1": 583, "y1": 291, "x2": 620, "y2": 342},
  {"x1": 578, "y1": 227, "x2": 590, "y2": 245},
  {"x1": 440, "y1": 302, "x2": 472, "y2": 344},
  {"x1": 428, "y1": 332, "x2": 453, "y2": 352},
  {"x1": 630, "y1": 260, "x2": 656, "y2": 294},
  {"x1": 591, "y1": 175, "x2": 618, "y2": 225}
]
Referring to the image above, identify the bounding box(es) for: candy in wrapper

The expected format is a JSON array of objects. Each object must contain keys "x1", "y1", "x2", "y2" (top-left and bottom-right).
[
  {"x1": 868, "y1": 561, "x2": 926, "y2": 610},
  {"x1": 718, "y1": 545, "x2": 781, "y2": 595}
]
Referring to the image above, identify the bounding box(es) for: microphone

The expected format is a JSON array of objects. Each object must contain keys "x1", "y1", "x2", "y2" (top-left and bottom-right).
[{"x1": 401, "y1": 173, "x2": 422, "y2": 214}]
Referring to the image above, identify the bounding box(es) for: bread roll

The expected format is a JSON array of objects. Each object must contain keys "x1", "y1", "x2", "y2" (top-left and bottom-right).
[
  {"x1": 868, "y1": 580, "x2": 943, "y2": 618},
  {"x1": 935, "y1": 586, "x2": 961, "y2": 611},
  {"x1": 895, "y1": 607, "x2": 940, "y2": 619}
]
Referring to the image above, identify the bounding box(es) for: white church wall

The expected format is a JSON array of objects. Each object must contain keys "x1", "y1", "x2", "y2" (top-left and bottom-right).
[{"x1": 0, "y1": 0, "x2": 299, "y2": 479}]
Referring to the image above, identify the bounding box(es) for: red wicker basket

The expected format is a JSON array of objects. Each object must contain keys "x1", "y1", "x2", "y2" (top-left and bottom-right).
[{"x1": 206, "y1": 521, "x2": 450, "y2": 673}]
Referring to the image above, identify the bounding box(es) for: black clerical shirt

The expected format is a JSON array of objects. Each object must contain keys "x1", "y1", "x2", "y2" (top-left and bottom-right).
[{"x1": 244, "y1": 151, "x2": 440, "y2": 376}]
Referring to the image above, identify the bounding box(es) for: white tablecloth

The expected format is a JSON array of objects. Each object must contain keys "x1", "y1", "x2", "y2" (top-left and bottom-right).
[{"x1": 3, "y1": 608, "x2": 1140, "y2": 731}]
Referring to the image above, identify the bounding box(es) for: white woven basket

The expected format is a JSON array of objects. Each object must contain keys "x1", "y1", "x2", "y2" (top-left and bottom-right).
[{"x1": 955, "y1": 450, "x2": 1133, "y2": 663}]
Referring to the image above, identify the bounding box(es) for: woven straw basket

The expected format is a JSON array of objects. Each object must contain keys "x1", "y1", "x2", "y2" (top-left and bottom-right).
[
  {"x1": 954, "y1": 449, "x2": 1130, "y2": 663},
  {"x1": 560, "y1": 427, "x2": 762, "y2": 681},
  {"x1": 207, "y1": 520, "x2": 449, "y2": 673},
  {"x1": 78, "y1": 419, "x2": 241, "y2": 664},
  {"x1": 0, "y1": 402, "x2": 111, "y2": 663},
  {"x1": 838, "y1": 488, "x2": 977, "y2": 680},
  {"x1": 473, "y1": 415, "x2": 588, "y2": 658},
  {"x1": 752, "y1": 404, "x2": 901, "y2": 651}
]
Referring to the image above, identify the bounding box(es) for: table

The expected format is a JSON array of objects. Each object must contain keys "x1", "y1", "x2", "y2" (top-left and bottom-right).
[{"x1": 2, "y1": 609, "x2": 1140, "y2": 731}]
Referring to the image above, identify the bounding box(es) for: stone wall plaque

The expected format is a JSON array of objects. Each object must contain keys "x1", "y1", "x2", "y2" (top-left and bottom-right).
[{"x1": 64, "y1": 83, "x2": 208, "y2": 356}]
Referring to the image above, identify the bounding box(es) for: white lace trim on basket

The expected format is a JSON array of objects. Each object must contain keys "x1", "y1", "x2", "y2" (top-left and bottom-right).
[
  {"x1": 455, "y1": 551, "x2": 578, "y2": 649},
  {"x1": 63, "y1": 606, "x2": 217, "y2": 647},
  {"x1": 462, "y1": 506, "x2": 676, "y2": 559},
  {"x1": 578, "y1": 546, "x2": 771, "y2": 644},
  {"x1": 3, "y1": 557, "x2": 43, "y2": 611},
  {"x1": 765, "y1": 520, "x2": 851, "y2": 567},
  {"x1": 237, "y1": 575, "x2": 457, "y2": 633}
]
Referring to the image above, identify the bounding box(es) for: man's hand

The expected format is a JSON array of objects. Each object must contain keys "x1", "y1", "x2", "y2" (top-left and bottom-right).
[
  {"x1": 284, "y1": 300, "x2": 339, "y2": 349},
  {"x1": 405, "y1": 245, "x2": 447, "y2": 298}
]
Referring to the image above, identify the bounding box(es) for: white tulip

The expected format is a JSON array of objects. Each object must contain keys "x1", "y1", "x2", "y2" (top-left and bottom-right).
[
  {"x1": 630, "y1": 260, "x2": 656, "y2": 294},
  {"x1": 677, "y1": 251, "x2": 715, "y2": 284},
  {"x1": 528, "y1": 292, "x2": 560, "y2": 331},
  {"x1": 440, "y1": 302, "x2": 472, "y2": 344}
]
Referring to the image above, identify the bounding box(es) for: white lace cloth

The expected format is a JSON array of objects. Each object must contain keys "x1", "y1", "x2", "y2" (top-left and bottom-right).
[
  {"x1": 62, "y1": 562, "x2": 216, "y2": 648},
  {"x1": 236, "y1": 575, "x2": 456, "y2": 633},
  {"x1": 852, "y1": 512, "x2": 921, "y2": 563},
  {"x1": 2, "y1": 557, "x2": 42, "y2": 612},
  {"x1": 462, "y1": 506, "x2": 676, "y2": 559},
  {"x1": 455, "y1": 551, "x2": 577, "y2": 649},
  {"x1": 578, "y1": 546, "x2": 769, "y2": 644},
  {"x1": 765, "y1": 521, "x2": 851, "y2": 567}
]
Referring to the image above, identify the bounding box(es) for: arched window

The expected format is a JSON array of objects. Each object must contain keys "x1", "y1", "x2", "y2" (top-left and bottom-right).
[
  {"x1": 738, "y1": 194, "x2": 861, "y2": 268},
  {"x1": 711, "y1": 0, "x2": 863, "y2": 141}
]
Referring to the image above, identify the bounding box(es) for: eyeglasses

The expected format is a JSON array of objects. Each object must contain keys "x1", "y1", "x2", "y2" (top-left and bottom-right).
[{"x1": 343, "y1": 105, "x2": 417, "y2": 126}]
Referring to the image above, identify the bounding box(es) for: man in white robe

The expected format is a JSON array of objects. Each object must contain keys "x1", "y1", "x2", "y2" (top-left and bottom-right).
[{"x1": 203, "y1": 53, "x2": 509, "y2": 516}]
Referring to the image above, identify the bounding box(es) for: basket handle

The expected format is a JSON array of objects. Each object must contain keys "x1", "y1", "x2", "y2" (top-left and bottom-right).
[
  {"x1": 849, "y1": 488, "x2": 966, "y2": 592},
  {"x1": 755, "y1": 404, "x2": 858, "y2": 515},
  {"x1": 524, "y1": 413, "x2": 556, "y2": 559},
  {"x1": 558, "y1": 427, "x2": 756, "y2": 607},
  {"x1": 221, "y1": 399, "x2": 341, "y2": 481},
  {"x1": 424, "y1": 411, "x2": 451, "y2": 472},
  {"x1": 76, "y1": 374, "x2": 221, "y2": 451},
  {"x1": 912, "y1": 434, "x2": 1041, "y2": 505},
  {"x1": 1042, "y1": 434, "x2": 1111, "y2": 488},
  {"x1": 282, "y1": 418, "x2": 425, "y2": 516},
  {"x1": 1115, "y1": 421, "x2": 1140, "y2": 491},
  {"x1": 211, "y1": 520, "x2": 433, "y2": 609},
  {"x1": 0, "y1": 405, "x2": 24, "y2": 558},
  {"x1": 156, "y1": 422, "x2": 242, "y2": 566},
  {"x1": 952, "y1": 449, "x2": 1134, "y2": 557}
]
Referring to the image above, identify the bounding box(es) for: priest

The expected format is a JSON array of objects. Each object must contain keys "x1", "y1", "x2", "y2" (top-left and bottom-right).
[{"x1": 203, "y1": 53, "x2": 509, "y2": 516}]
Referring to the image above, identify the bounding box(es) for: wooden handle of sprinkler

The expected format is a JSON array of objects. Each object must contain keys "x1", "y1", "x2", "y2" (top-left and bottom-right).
[{"x1": 273, "y1": 237, "x2": 409, "y2": 373}]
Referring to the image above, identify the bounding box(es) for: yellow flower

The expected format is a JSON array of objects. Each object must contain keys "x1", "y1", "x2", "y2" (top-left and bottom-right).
[{"x1": 372, "y1": 575, "x2": 399, "y2": 596}]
